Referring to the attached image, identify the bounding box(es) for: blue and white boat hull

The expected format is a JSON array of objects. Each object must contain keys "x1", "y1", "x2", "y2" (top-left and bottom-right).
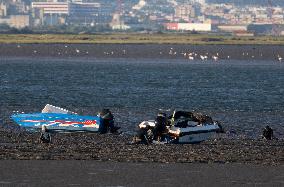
[{"x1": 11, "y1": 113, "x2": 103, "y2": 132}]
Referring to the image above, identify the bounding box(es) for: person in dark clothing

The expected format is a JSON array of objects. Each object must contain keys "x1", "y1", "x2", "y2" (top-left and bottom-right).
[
  {"x1": 98, "y1": 109, "x2": 118, "y2": 133},
  {"x1": 39, "y1": 126, "x2": 51, "y2": 143},
  {"x1": 132, "y1": 124, "x2": 153, "y2": 145},
  {"x1": 153, "y1": 112, "x2": 168, "y2": 141},
  {"x1": 262, "y1": 125, "x2": 274, "y2": 140}
]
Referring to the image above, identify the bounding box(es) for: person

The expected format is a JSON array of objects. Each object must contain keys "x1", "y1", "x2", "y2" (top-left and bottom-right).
[
  {"x1": 39, "y1": 125, "x2": 51, "y2": 143},
  {"x1": 98, "y1": 109, "x2": 118, "y2": 133},
  {"x1": 215, "y1": 121, "x2": 225, "y2": 133},
  {"x1": 132, "y1": 124, "x2": 153, "y2": 145},
  {"x1": 262, "y1": 125, "x2": 274, "y2": 140},
  {"x1": 153, "y1": 112, "x2": 168, "y2": 141}
]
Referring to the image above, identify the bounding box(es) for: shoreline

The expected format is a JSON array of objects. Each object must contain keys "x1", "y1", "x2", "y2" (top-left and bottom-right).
[
  {"x1": 1, "y1": 34, "x2": 284, "y2": 45},
  {"x1": 0, "y1": 43, "x2": 283, "y2": 60}
]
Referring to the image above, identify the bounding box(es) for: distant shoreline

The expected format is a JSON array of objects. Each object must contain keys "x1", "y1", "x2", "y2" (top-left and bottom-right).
[{"x1": 0, "y1": 34, "x2": 284, "y2": 45}]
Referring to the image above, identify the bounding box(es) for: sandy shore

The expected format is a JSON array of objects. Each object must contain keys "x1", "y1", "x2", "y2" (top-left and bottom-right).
[
  {"x1": 0, "y1": 127, "x2": 283, "y2": 165},
  {"x1": 0, "y1": 43, "x2": 284, "y2": 61},
  {"x1": 0, "y1": 160, "x2": 283, "y2": 187}
]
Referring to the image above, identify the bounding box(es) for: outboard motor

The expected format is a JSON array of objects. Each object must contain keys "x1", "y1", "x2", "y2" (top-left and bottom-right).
[{"x1": 98, "y1": 109, "x2": 119, "y2": 133}]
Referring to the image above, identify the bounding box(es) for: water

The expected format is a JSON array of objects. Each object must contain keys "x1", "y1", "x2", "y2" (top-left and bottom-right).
[{"x1": 0, "y1": 57, "x2": 283, "y2": 138}]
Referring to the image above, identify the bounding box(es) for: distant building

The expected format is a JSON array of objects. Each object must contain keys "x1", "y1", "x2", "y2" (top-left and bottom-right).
[
  {"x1": 68, "y1": 2, "x2": 112, "y2": 26},
  {"x1": 234, "y1": 31, "x2": 254, "y2": 36},
  {"x1": 32, "y1": 2, "x2": 69, "y2": 15},
  {"x1": 175, "y1": 5, "x2": 195, "y2": 21},
  {"x1": 218, "y1": 25, "x2": 248, "y2": 32},
  {"x1": 165, "y1": 22, "x2": 211, "y2": 32},
  {"x1": 32, "y1": 2, "x2": 69, "y2": 26},
  {"x1": 0, "y1": 15, "x2": 30, "y2": 28},
  {"x1": 110, "y1": 13, "x2": 130, "y2": 30},
  {"x1": 0, "y1": 2, "x2": 8, "y2": 17}
]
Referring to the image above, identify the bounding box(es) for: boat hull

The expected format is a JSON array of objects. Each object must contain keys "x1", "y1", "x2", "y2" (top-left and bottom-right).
[
  {"x1": 170, "y1": 124, "x2": 219, "y2": 143},
  {"x1": 11, "y1": 113, "x2": 103, "y2": 132},
  {"x1": 177, "y1": 132, "x2": 216, "y2": 143}
]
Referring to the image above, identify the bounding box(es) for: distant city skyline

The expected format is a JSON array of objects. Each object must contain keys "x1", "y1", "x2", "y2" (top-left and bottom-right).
[{"x1": 0, "y1": 0, "x2": 283, "y2": 35}]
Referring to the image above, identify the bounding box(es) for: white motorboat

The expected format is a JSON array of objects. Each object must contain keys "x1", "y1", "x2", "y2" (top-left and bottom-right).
[{"x1": 138, "y1": 110, "x2": 223, "y2": 144}]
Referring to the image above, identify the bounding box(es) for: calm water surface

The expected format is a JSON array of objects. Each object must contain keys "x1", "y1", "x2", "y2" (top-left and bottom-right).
[{"x1": 0, "y1": 57, "x2": 283, "y2": 137}]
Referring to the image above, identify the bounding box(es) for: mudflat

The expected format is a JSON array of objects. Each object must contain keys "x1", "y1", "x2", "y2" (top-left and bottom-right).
[
  {"x1": 0, "y1": 43, "x2": 283, "y2": 60},
  {"x1": 0, "y1": 128, "x2": 283, "y2": 165}
]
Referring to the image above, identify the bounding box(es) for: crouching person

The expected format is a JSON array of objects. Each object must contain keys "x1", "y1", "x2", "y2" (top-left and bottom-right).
[
  {"x1": 98, "y1": 109, "x2": 120, "y2": 134},
  {"x1": 262, "y1": 125, "x2": 274, "y2": 140},
  {"x1": 132, "y1": 124, "x2": 153, "y2": 145},
  {"x1": 39, "y1": 125, "x2": 51, "y2": 143}
]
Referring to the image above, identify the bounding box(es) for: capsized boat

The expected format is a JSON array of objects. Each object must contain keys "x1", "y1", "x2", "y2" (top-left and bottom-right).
[
  {"x1": 11, "y1": 104, "x2": 117, "y2": 133},
  {"x1": 137, "y1": 110, "x2": 223, "y2": 144}
]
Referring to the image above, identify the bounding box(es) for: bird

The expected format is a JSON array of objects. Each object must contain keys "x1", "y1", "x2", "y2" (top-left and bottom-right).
[
  {"x1": 200, "y1": 55, "x2": 207, "y2": 60},
  {"x1": 277, "y1": 55, "x2": 282, "y2": 62},
  {"x1": 212, "y1": 55, "x2": 218, "y2": 61},
  {"x1": 188, "y1": 56, "x2": 194, "y2": 60},
  {"x1": 76, "y1": 49, "x2": 80, "y2": 53}
]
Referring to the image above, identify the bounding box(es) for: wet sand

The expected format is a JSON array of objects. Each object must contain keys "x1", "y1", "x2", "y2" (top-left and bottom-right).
[
  {"x1": 0, "y1": 160, "x2": 283, "y2": 187},
  {"x1": 0, "y1": 127, "x2": 283, "y2": 165},
  {"x1": 0, "y1": 43, "x2": 284, "y2": 61}
]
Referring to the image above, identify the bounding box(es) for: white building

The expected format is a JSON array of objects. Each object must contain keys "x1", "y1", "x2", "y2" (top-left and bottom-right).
[
  {"x1": 165, "y1": 22, "x2": 211, "y2": 32},
  {"x1": 32, "y1": 2, "x2": 69, "y2": 15},
  {"x1": 218, "y1": 25, "x2": 248, "y2": 32}
]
